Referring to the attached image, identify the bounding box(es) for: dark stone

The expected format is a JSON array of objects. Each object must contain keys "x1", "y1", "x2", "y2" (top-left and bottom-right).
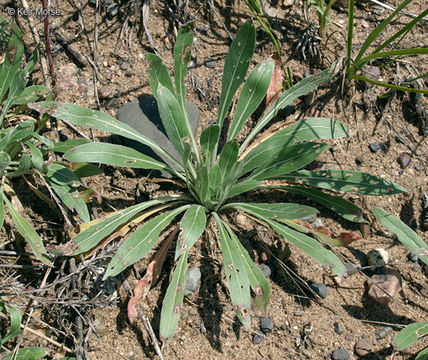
[
  {"x1": 252, "y1": 330, "x2": 264, "y2": 344},
  {"x1": 334, "y1": 322, "x2": 345, "y2": 335},
  {"x1": 259, "y1": 264, "x2": 271, "y2": 278},
  {"x1": 308, "y1": 281, "x2": 327, "y2": 299},
  {"x1": 204, "y1": 58, "x2": 216, "y2": 68},
  {"x1": 332, "y1": 348, "x2": 350, "y2": 360},
  {"x1": 355, "y1": 155, "x2": 364, "y2": 165},
  {"x1": 397, "y1": 153, "x2": 411, "y2": 168},
  {"x1": 260, "y1": 316, "x2": 273, "y2": 333},
  {"x1": 408, "y1": 252, "x2": 419, "y2": 262},
  {"x1": 115, "y1": 95, "x2": 200, "y2": 176},
  {"x1": 369, "y1": 142, "x2": 382, "y2": 153},
  {"x1": 375, "y1": 326, "x2": 393, "y2": 340}
]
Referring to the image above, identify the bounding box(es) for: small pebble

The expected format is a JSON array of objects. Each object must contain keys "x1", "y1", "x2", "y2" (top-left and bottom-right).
[
  {"x1": 332, "y1": 348, "x2": 350, "y2": 360},
  {"x1": 259, "y1": 264, "x2": 271, "y2": 278},
  {"x1": 408, "y1": 252, "x2": 419, "y2": 262},
  {"x1": 354, "y1": 339, "x2": 373, "y2": 356},
  {"x1": 367, "y1": 248, "x2": 388, "y2": 267},
  {"x1": 375, "y1": 326, "x2": 393, "y2": 340},
  {"x1": 260, "y1": 316, "x2": 273, "y2": 333},
  {"x1": 334, "y1": 322, "x2": 345, "y2": 335},
  {"x1": 355, "y1": 155, "x2": 364, "y2": 165},
  {"x1": 368, "y1": 269, "x2": 402, "y2": 304},
  {"x1": 308, "y1": 282, "x2": 327, "y2": 299},
  {"x1": 397, "y1": 153, "x2": 411, "y2": 168},
  {"x1": 120, "y1": 62, "x2": 129, "y2": 71},
  {"x1": 252, "y1": 330, "x2": 264, "y2": 344},
  {"x1": 184, "y1": 267, "x2": 201, "y2": 296},
  {"x1": 412, "y1": 262, "x2": 421, "y2": 272},
  {"x1": 204, "y1": 58, "x2": 216, "y2": 68},
  {"x1": 369, "y1": 142, "x2": 382, "y2": 153},
  {"x1": 344, "y1": 262, "x2": 361, "y2": 277},
  {"x1": 107, "y1": 3, "x2": 119, "y2": 18}
]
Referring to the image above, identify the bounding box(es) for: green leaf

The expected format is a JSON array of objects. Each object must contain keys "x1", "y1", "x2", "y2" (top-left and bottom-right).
[
  {"x1": 46, "y1": 163, "x2": 81, "y2": 187},
  {"x1": 25, "y1": 142, "x2": 44, "y2": 170},
  {"x1": 223, "y1": 222, "x2": 270, "y2": 313},
  {"x1": 228, "y1": 60, "x2": 274, "y2": 140},
  {"x1": 214, "y1": 214, "x2": 251, "y2": 328},
  {"x1": 1, "y1": 70, "x2": 28, "y2": 124},
  {"x1": 1, "y1": 347, "x2": 47, "y2": 360},
  {"x1": 239, "y1": 68, "x2": 335, "y2": 153},
  {"x1": 227, "y1": 179, "x2": 261, "y2": 199},
  {"x1": 70, "y1": 163, "x2": 103, "y2": 178},
  {"x1": 11, "y1": 85, "x2": 49, "y2": 104},
  {"x1": 219, "y1": 141, "x2": 239, "y2": 182},
  {"x1": 64, "y1": 142, "x2": 167, "y2": 170},
  {"x1": 3, "y1": 195, "x2": 51, "y2": 266},
  {"x1": 226, "y1": 202, "x2": 319, "y2": 220},
  {"x1": 280, "y1": 170, "x2": 407, "y2": 195},
  {"x1": 280, "y1": 186, "x2": 365, "y2": 223},
  {"x1": 217, "y1": 22, "x2": 256, "y2": 128},
  {"x1": 0, "y1": 302, "x2": 22, "y2": 345},
  {"x1": 29, "y1": 102, "x2": 180, "y2": 170},
  {"x1": 416, "y1": 347, "x2": 428, "y2": 360},
  {"x1": 0, "y1": 151, "x2": 11, "y2": 170},
  {"x1": 159, "y1": 251, "x2": 188, "y2": 342},
  {"x1": 394, "y1": 322, "x2": 428, "y2": 351},
  {"x1": 252, "y1": 213, "x2": 345, "y2": 276},
  {"x1": 104, "y1": 205, "x2": 188, "y2": 278},
  {"x1": 0, "y1": 196, "x2": 4, "y2": 230},
  {"x1": 156, "y1": 84, "x2": 192, "y2": 158},
  {"x1": 208, "y1": 164, "x2": 222, "y2": 199},
  {"x1": 194, "y1": 165, "x2": 209, "y2": 204},
  {"x1": 146, "y1": 52, "x2": 175, "y2": 98},
  {"x1": 249, "y1": 142, "x2": 329, "y2": 180},
  {"x1": 200, "y1": 125, "x2": 220, "y2": 165},
  {"x1": 174, "y1": 24, "x2": 194, "y2": 111},
  {"x1": 240, "y1": 118, "x2": 348, "y2": 174},
  {"x1": 7, "y1": 154, "x2": 31, "y2": 177},
  {"x1": 72, "y1": 198, "x2": 178, "y2": 254},
  {"x1": 52, "y1": 139, "x2": 91, "y2": 153},
  {"x1": 49, "y1": 181, "x2": 90, "y2": 223},
  {"x1": 372, "y1": 207, "x2": 428, "y2": 266},
  {"x1": 175, "y1": 205, "x2": 207, "y2": 260}
]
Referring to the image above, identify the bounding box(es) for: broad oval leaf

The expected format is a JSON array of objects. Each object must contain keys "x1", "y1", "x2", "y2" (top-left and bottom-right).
[
  {"x1": 217, "y1": 21, "x2": 256, "y2": 128},
  {"x1": 160, "y1": 251, "x2": 188, "y2": 342},
  {"x1": 372, "y1": 207, "x2": 428, "y2": 266},
  {"x1": 72, "y1": 198, "x2": 177, "y2": 254},
  {"x1": 279, "y1": 170, "x2": 407, "y2": 196},
  {"x1": 228, "y1": 60, "x2": 274, "y2": 140},
  {"x1": 227, "y1": 202, "x2": 318, "y2": 220},
  {"x1": 240, "y1": 118, "x2": 348, "y2": 175},
  {"x1": 64, "y1": 142, "x2": 167, "y2": 170},
  {"x1": 394, "y1": 322, "x2": 428, "y2": 351},
  {"x1": 175, "y1": 205, "x2": 207, "y2": 260},
  {"x1": 3, "y1": 195, "x2": 51, "y2": 266},
  {"x1": 214, "y1": 214, "x2": 251, "y2": 328},
  {"x1": 46, "y1": 162, "x2": 81, "y2": 187},
  {"x1": 104, "y1": 206, "x2": 189, "y2": 279},
  {"x1": 26, "y1": 142, "x2": 44, "y2": 170}
]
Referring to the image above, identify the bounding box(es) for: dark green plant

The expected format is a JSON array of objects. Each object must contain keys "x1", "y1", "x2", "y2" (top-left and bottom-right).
[
  {"x1": 31, "y1": 22, "x2": 405, "y2": 341},
  {"x1": 346, "y1": 0, "x2": 428, "y2": 93},
  {"x1": 308, "y1": 0, "x2": 338, "y2": 39},
  {"x1": 394, "y1": 321, "x2": 428, "y2": 359},
  {"x1": 0, "y1": 17, "x2": 92, "y2": 265}
]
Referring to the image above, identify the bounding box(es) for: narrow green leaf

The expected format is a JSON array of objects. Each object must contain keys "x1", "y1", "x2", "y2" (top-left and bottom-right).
[
  {"x1": 11, "y1": 85, "x2": 49, "y2": 104},
  {"x1": 372, "y1": 207, "x2": 428, "y2": 266},
  {"x1": 249, "y1": 142, "x2": 329, "y2": 180},
  {"x1": 227, "y1": 179, "x2": 261, "y2": 199},
  {"x1": 214, "y1": 214, "x2": 251, "y2": 328},
  {"x1": 25, "y1": 142, "x2": 44, "y2": 170},
  {"x1": 252, "y1": 212, "x2": 345, "y2": 276},
  {"x1": 194, "y1": 165, "x2": 209, "y2": 204},
  {"x1": 228, "y1": 60, "x2": 274, "y2": 140},
  {"x1": 175, "y1": 205, "x2": 206, "y2": 260},
  {"x1": 159, "y1": 251, "x2": 188, "y2": 342},
  {"x1": 223, "y1": 222, "x2": 270, "y2": 313},
  {"x1": 226, "y1": 202, "x2": 318, "y2": 220},
  {"x1": 49, "y1": 181, "x2": 90, "y2": 223},
  {"x1": 240, "y1": 118, "x2": 348, "y2": 174},
  {"x1": 146, "y1": 52, "x2": 175, "y2": 97},
  {"x1": 0, "y1": 151, "x2": 11, "y2": 170},
  {"x1": 394, "y1": 322, "x2": 428, "y2": 351},
  {"x1": 65, "y1": 142, "x2": 167, "y2": 170},
  {"x1": 6, "y1": 154, "x2": 31, "y2": 177},
  {"x1": 72, "y1": 198, "x2": 178, "y2": 254},
  {"x1": 0, "y1": 196, "x2": 4, "y2": 230},
  {"x1": 356, "y1": 48, "x2": 428, "y2": 69},
  {"x1": 208, "y1": 164, "x2": 222, "y2": 200},
  {"x1": 174, "y1": 24, "x2": 194, "y2": 111},
  {"x1": 70, "y1": 163, "x2": 103, "y2": 178},
  {"x1": 157, "y1": 84, "x2": 192, "y2": 157},
  {"x1": 354, "y1": 75, "x2": 428, "y2": 94},
  {"x1": 217, "y1": 22, "x2": 256, "y2": 128},
  {"x1": 29, "y1": 102, "x2": 180, "y2": 170},
  {"x1": 1, "y1": 347, "x2": 47, "y2": 360},
  {"x1": 219, "y1": 141, "x2": 239, "y2": 182},
  {"x1": 280, "y1": 170, "x2": 407, "y2": 195},
  {"x1": 45, "y1": 163, "x2": 81, "y2": 187},
  {"x1": 239, "y1": 68, "x2": 335, "y2": 153},
  {"x1": 3, "y1": 196, "x2": 51, "y2": 266},
  {"x1": 200, "y1": 125, "x2": 220, "y2": 165},
  {"x1": 52, "y1": 139, "x2": 91, "y2": 153},
  {"x1": 281, "y1": 186, "x2": 365, "y2": 223},
  {"x1": 104, "y1": 206, "x2": 188, "y2": 279},
  {"x1": 416, "y1": 347, "x2": 428, "y2": 360},
  {"x1": 0, "y1": 303, "x2": 22, "y2": 345},
  {"x1": 1, "y1": 70, "x2": 28, "y2": 124}
]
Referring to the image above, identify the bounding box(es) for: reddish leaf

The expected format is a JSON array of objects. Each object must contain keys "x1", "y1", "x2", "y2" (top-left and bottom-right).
[
  {"x1": 313, "y1": 226, "x2": 330, "y2": 236},
  {"x1": 266, "y1": 53, "x2": 282, "y2": 107},
  {"x1": 335, "y1": 232, "x2": 361, "y2": 245}
]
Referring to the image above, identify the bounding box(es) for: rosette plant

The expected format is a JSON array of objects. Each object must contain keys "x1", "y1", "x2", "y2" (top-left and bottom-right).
[{"x1": 31, "y1": 22, "x2": 406, "y2": 341}]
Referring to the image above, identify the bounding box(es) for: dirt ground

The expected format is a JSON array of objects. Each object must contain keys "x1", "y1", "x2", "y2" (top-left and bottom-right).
[{"x1": 1, "y1": 0, "x2": 427, "y2": 359}]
